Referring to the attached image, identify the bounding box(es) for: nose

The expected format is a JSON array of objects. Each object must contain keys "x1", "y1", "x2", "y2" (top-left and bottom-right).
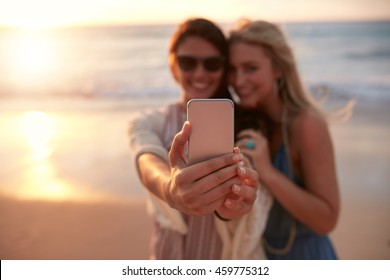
[
  {"x1": 192, "y1": 62, "x2": 208, "y2": 77},
  {"x1": 233, "y1": 70, "x2": 246, "y2": 88}
]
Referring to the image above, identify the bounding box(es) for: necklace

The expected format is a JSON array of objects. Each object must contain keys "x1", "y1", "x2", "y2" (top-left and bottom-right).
[{"x1": 262, "y1": 102, "x2": 297, "y2": 255}]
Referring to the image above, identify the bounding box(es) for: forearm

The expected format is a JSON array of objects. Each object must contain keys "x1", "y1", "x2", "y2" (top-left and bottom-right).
[
  {"x1": 260, "y1": 167, "x2": 338, "y2": 234},
  {"x1": 137, "y1": 153, "x2": 171, "y2": 202},
  {"x1": 128, "y1": 107, "x2": 172, "y2": 201}
]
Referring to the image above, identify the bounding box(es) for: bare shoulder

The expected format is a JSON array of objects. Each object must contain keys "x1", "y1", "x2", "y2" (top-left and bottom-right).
[
  {"x1": 290, "y1": 110, "x2": 331, "y2": 152},
  {"x1": 292, "y1": 110, "x2": 328, "y2": 132}
]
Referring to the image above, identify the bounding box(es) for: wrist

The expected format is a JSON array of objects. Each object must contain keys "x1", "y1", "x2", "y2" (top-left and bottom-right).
[
  {"x1": 214, "y1": 210, "x2": 231, "y2": 222},
  {"x1": 258, "y1": 165, "x2": 277, "y2": 190},
  {"x1": 257, "y1": 163, "x2": 270, "y2": 181},
  {"x1": 162, "y1": 181, "x2": 174, "y2": 207}
]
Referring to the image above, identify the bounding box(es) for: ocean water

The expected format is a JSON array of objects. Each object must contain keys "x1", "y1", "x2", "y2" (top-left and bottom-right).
[
  {"x1": 0, "y1": 20, "x2": 389, "y2": 104},
  {"x1": 284, "y1": 21, "x2": 390, "y2": 102}
]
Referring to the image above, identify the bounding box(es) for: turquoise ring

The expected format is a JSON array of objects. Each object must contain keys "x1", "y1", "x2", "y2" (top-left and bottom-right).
[{"x1": 246, "y1": 139, "x2": 255, "y2": 150}]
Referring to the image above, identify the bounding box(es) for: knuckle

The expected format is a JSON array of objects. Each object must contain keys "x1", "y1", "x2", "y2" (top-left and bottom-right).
[
  {"x1": 192, "y1": 204, "x2": 210, "y2": 216},
  {"x1": 185, "y1": 202, "x2": 199, "y2": 215},
  {"x1": 251, "y1": 170, "x2": 259, "y2": 182},
  {"x1": 232, "y1": 176, "x2": 242, "y2": 185},
  {"x1": 223, "y1": 182, "x2": 235, "y2": 194},
  {"x1": 181, "y1": 191, "x2": 194, "y2": 204},
  {"x1": 224, "y1": 154, "x2": 234, "y2": 165},
  {"x1": 234, "y1": 202, "x2": 244, "y2": 212},
  {"x1": 212, "y1": 169, "x2": 228, "y2": 185},
  {"x1": 175, "y1": 172, "x2": 186, "y2": 186},
  {"x1": 207, "y1": 156, "x2": 229, "y2": 171},
  {"x1": 210, "y1": 153, "x2": 236, "y2": 169}
]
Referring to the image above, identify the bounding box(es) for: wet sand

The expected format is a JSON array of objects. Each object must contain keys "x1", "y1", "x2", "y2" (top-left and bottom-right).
[{"x1": 0, "y1": 196, "x2": 151, "y2": 259}]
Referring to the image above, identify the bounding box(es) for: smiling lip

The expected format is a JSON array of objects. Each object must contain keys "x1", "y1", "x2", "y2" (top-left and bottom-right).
[
  {"x1": 192, "y1": 82, "x2": 210, "y2": 90},
  {"x1": 237, "y1": 89, "x2": 253, "y2": 98}
]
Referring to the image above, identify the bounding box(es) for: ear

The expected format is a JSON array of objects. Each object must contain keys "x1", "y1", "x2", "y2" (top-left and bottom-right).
[{"x1": 273, "y1": 66, "x2": 282, "y2": 80}]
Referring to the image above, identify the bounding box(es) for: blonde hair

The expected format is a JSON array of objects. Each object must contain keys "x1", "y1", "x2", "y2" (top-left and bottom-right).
[{"x1": 230, "y1": 19, "x2": 354, "y2": 121}]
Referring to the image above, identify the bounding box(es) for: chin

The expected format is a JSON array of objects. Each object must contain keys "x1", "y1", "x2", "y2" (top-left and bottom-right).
[
  {"x1": 190, "y1": 90, "x2": 215, "y2": 99},
  {"x1": 239, "y1": 99, "x2": 257, "y2": 109}
]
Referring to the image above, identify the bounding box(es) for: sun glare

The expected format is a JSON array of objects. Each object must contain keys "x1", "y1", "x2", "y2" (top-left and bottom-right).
[
  {"x1": 16, "y1": 111, "x2": 73, "y2": 200},
  {"x1": 8, "y1": 19, "x2": 55, "y2": 31},
  {"x1": 20, "y1": 111, "x2": 55, "y2": 160},
  {"x1": 3, "y1": 32, "x2": 58, "y2": 86}
]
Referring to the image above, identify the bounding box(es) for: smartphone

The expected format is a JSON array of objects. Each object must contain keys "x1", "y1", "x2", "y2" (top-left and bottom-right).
[{"x1": 187, "y1": 98, "x2": 234, "y2": 165}]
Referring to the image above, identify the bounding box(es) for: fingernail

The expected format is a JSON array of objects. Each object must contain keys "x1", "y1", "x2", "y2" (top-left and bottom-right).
[
  {"x1": 233, "y1": 153, "x2": 244, "y2": 161},
  {"x1": 233, "y1": 184, "x2": 241, "y2": 193},
  {"x1": 225, "y1": 199, "x2": 234, "y2": 208},
  {"x1": 239, "y1": 166, "x2": 246, "y2": 175},
  {"x1": 238, "y1": 160, "x2": 244, "y2": 167}
]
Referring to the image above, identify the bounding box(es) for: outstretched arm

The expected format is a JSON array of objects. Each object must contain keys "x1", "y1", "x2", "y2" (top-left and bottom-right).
[{"x1": 138, "y1": 121, "x2": 259, "y2": 218}]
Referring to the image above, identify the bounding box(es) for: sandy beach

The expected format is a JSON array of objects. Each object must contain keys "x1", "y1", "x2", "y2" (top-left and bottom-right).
[{"x1": 0, "y1": 97, "x2": 389, "y2": 260}]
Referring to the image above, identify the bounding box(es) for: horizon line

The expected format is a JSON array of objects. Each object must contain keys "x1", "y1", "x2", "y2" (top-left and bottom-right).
[{"x1": 1, "y1": 17, "x2": 389, "y2": 31}]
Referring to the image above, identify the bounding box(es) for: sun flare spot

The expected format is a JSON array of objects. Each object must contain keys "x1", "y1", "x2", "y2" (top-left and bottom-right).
[
  {"x1": 16, "y1": 111, "x2": 75, "y2": 201},
  {"x1": 3, "y1": 32, "x2": 59, "y2": 86},
  {"x1": 19, "y1": 111, "x2": 55, "y2": 160},
  {"x1": 22, "y1": 162, "x2": 73, "y2": 201},
  {"x1": 11, "y1": 36, "x2": 54, "y2": 77}
]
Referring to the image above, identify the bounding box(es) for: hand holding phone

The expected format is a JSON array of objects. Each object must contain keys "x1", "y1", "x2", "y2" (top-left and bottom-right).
[{"x1": 187, "y1": 99, "x2": 234, "y2": 165}]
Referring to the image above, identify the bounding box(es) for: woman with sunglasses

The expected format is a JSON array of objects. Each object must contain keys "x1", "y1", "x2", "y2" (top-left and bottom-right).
[
  {"x1": 128, "y1": 18, "x2": 264, "y2": 259},
  {"x1": 229, "y1": 19, "x2": 341, "y2": 259}
]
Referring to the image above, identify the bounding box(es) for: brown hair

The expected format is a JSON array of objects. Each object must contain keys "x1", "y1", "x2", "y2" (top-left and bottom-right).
[{"x1": 169, "y1": 18, "x2": 231, "y2": 99}]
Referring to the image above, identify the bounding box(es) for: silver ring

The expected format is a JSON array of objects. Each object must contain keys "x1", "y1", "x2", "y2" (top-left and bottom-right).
[{"x1": 246, "y1": 140, "x2": 255, "y2": 150}]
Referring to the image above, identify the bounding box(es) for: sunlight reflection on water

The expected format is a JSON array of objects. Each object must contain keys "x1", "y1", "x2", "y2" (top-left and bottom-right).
[
  {"x1": 0, "y1": 108, "x2": 142, "y2": 202},
  {"x1": 19, "y1": 111, "x2": 55, "y2": 159},
  {"x1": 0, "y1": 111, "x2": 101, "y2": 201},
  {"x1": 16, "y1": 111, "x2": 72, "y2": 200}
]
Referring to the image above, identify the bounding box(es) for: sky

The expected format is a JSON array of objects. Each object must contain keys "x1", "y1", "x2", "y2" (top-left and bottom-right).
[{"x1": 0, "y1": 0, "x2": 389, "y2": 29}]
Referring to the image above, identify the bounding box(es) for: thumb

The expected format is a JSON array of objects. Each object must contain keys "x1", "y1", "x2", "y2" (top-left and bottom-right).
[{"x1": 169, "y1": 121, "x2": 190, "y2": 168}]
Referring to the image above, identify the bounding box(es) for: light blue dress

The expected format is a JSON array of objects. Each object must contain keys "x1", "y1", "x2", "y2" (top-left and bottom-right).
[{"x1": 263, "y1": 144, "x2": 338, "y2": 260}]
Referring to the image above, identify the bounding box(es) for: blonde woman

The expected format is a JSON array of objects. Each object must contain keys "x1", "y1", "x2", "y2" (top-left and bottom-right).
[{"x1": 229, "y1": 19, "x2": 341, "y2": 259}]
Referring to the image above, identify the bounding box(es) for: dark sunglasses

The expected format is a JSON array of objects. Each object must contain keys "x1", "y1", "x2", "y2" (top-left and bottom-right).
[{"x1": 176, "y1": 55, "x2": 225, "y2": 72}]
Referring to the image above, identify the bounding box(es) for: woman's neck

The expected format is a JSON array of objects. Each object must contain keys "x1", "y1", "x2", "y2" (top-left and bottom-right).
[{"x1": 257, "y1": 94, "x2": 284, "y2": 124}]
